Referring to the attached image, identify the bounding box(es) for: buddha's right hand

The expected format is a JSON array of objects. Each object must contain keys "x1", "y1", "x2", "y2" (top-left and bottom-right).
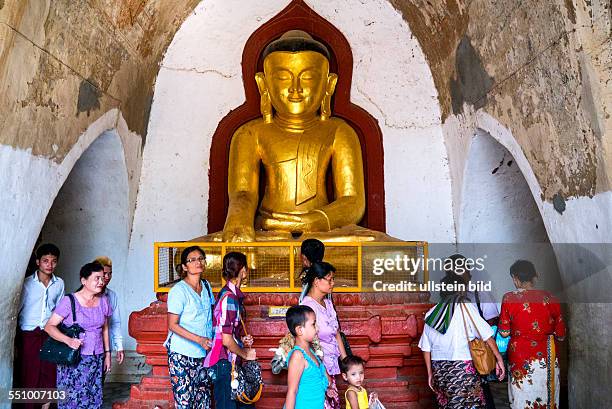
[{"x1": 222, "y1": 225, "x2": 255, "y2": 242}]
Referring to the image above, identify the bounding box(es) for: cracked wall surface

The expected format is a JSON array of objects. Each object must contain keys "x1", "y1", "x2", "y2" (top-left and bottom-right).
[
  {"x1": 467, "y1": 0, "x2": 602, "y2": 201},
  {"x1": 0, "y1": 0, "x2": 199, "y2": 161},
  {"x1": 1, "y1": 0, "x2": 608, "y2": 200},
  {"x1": 391, "y1": 0, "x2": 610, "y2": 202}
]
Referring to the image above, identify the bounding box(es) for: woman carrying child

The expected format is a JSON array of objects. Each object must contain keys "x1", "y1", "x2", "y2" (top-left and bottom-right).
[
  {"x1": 300, "y1": 261, "x2": 347, "y2": 409},
  {"x1": 284, "y1": 305, "x2": 329, "y2": 409}
]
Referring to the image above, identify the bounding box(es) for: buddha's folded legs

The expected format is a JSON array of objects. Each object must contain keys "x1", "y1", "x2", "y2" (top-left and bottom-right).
[{"x1": 191, "y1": 225, "x2": 402, "y2": 243}]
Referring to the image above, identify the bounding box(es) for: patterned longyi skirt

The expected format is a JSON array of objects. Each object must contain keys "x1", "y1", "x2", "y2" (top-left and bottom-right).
[
  {"x1": 431, "y1": 360, "x2": 486, "y2": 409},
  {"x1": 57, "y1": 354, "x2": 104, "y2": 409}
]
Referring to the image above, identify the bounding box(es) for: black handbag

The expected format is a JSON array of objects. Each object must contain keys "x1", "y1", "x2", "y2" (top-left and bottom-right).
[
  {"x1": 231, "y1": 358, "x2": 263, "y2": 404},
  {"x1": 339, "y1": 331, "x2": 352, "y2": 356},
  {"x1": 39, "y1": 294, "x2": 85, "y2": 366},
  {"x1": 330, "y1": 295, "x2": 352, "y2": 357},
  {"x1": 230, "y1": 318, "x2": 263, "y2": 404}
]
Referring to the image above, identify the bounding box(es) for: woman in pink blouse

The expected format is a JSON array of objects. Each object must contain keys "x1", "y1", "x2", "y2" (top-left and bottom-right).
[{"x1": 300, "y1": 261, "x2": 347, "y2": 409}]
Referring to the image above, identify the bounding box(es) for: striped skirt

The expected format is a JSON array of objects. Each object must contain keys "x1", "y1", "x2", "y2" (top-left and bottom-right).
[{"x1": 431, "y1": 360, "x2": 485, "y2": 409}]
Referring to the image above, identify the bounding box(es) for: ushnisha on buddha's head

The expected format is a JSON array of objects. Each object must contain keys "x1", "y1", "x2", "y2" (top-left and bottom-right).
[{"x1": 256, "y1": 30, "x2": 338, "y2": 122}]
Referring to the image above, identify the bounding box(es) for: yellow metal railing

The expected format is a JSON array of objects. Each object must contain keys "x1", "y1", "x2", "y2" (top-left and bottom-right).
[{"x1": 154, "y1": 241, "x2": 428, "y2": 293}]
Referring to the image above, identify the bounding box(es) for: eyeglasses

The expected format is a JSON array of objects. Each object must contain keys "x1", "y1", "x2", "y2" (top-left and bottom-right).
[
  {"x1": 186, "y1": 257, "x2": 206, "y2": 264},
  {"x1": 320, "y1": 275, "x2": 335, "y2": 283}
]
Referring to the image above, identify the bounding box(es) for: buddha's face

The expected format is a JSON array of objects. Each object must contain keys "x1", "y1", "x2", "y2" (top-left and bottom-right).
[{"x1": 263, "y1": 51, "x2": 329, "y2": 117}]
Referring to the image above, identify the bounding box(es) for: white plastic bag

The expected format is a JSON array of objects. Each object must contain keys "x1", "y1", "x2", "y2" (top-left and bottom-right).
[{"x1": 368, "y1": 394, "x2": 386, "y2": 409}]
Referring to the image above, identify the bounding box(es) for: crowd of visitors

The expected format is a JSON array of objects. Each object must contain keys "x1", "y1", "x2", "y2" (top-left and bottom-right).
[
  {"x1": 420, "y1": 256, "x2": 566, "y2": 409},
  {"x1": 15, "y1": 244, "x2": 123, "y2": 409},
  {"x1": 15, "y1": 240, "x2": 565, "y2": 409}
]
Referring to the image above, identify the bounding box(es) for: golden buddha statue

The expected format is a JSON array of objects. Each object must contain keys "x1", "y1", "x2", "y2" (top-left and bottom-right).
[{"x1": 200, "y1": 30, "x2": 397, "y2": 243}]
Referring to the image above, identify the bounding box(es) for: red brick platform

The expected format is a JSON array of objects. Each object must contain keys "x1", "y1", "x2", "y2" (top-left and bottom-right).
[{"x1": 114, "y1": 292, "x2": 435, "y2": 409}]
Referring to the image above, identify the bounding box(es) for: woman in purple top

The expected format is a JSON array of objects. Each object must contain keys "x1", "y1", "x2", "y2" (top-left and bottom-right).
[
  {"x1": 300, "y1": 261, "x2": 347, "y2": 409},
  {"x1": 45, "y1": 262, "x2": 112, "y2": 409}
]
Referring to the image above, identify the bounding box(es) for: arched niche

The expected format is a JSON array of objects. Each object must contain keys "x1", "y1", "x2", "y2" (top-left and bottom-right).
[
  {"x1": 457, "y1": 129, "x2": 563, "y2": 299},
  {"x1": 128, "y1": 0, "x2": 455, "y2": 300},
  {"x1": 207, "y1": 0, "x2": 386, "y2": 233},
  {"x1": 39, "y1": 130, "x2": 130, "y2": 292},
  {"x1": 0, "y1": 108, "x2": 139, "y2": 388},
  {"x1": 459, "y1": 129, "x2": 550, "y2": 243}
]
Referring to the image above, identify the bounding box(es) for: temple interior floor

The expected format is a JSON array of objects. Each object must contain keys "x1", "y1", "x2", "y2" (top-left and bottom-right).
[
  {"x1": 489, "y1": 381, "x2": 511, "y2": 407},
  {"x1": 102, "y1": 380, "x2": 512, "y2": 408},
  {"x1": 102, "y1": 382, "x2": 135, "y2": 409}
]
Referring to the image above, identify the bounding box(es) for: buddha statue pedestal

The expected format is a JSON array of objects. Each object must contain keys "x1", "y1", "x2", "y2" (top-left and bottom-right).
[
  {"x1": 246, "y1": 292, "x2": 435, "y2": 409},
  {"x1": 113, "y1": 294, "x2": 174, "y2": 409},
  {"x1": 117, "y1": 292, "x2": 435, "y2": 409}
]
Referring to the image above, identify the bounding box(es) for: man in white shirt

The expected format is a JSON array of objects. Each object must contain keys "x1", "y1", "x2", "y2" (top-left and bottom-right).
[
  {"x1": 95, "y1": 256, "x2": 124, "y2": 365},
  {"x1": 16, "y1": 243, "x2": 65, "y2": 408}
]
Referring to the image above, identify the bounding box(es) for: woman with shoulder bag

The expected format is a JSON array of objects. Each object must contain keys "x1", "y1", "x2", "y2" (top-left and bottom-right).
[
  {"x1": 204, "y1": 252, "x2": 257, "y2": 409},
  {"x1": 165, "y1": 245, "x2": 215, "y2": 409},
  {"x1": 418, "y1": 274, "x2": 505, "y2": 409},
  {"x1": 44, "y1": 262, "x2": 112, "y2": 409}
]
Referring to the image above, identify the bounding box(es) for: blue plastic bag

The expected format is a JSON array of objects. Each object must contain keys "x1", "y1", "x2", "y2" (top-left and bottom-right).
[{"x1": 491, "y1": 325, "x2": 510, "y2": 353}]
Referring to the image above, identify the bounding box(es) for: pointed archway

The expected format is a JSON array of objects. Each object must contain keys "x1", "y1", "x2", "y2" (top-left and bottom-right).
[
  {"x1": 39, "y1": 130, "x2": 130, "y2": 292},
  {"x1": 457, "y1": 129, "x2": 563, "y2": 298}
]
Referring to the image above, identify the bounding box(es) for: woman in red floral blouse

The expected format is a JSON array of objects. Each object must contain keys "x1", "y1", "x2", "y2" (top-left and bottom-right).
[{"x1": 499, "y1": 260, "x2": 566, "y2": 409}]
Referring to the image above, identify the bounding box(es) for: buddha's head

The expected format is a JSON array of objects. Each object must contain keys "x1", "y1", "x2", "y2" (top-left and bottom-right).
[{"x1": 256, "y1": 30, "x2": 338, "y2": 122}]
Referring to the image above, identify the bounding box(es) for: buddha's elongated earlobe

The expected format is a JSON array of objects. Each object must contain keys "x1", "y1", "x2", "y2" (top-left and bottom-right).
[
  {"x1": 320, "y1": 73, "x2": 338, "y2": 121},
  {"x1": 255, "y1": 72, "x2": 272, "y2": 123}
]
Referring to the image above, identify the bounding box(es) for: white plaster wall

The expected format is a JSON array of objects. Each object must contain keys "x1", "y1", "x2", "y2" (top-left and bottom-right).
[
  {"x1": 0, "y1": 109, "x2": 141, "y2": 392},
  {"x1": 457, "y1": 130, "x2": 562, "y2": 300},
  {"x1": 475, "y1": 111, "x2": 612, "y2": 245},
  {"x1": 446, "y1": 108, "x2": 612, "y2": 242},
  {"x1": 306, "y1": 0, "x2": 454, "y2": 242},
  {"x1": 126, "y1": 1, "x2": 454, "y2": 350},
  {"x1": 40, "y1": 130, "x2": 130, "y2": 292},
  {"x1": 459, "y1": 130, "x2": 549, "y2": 243}
]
